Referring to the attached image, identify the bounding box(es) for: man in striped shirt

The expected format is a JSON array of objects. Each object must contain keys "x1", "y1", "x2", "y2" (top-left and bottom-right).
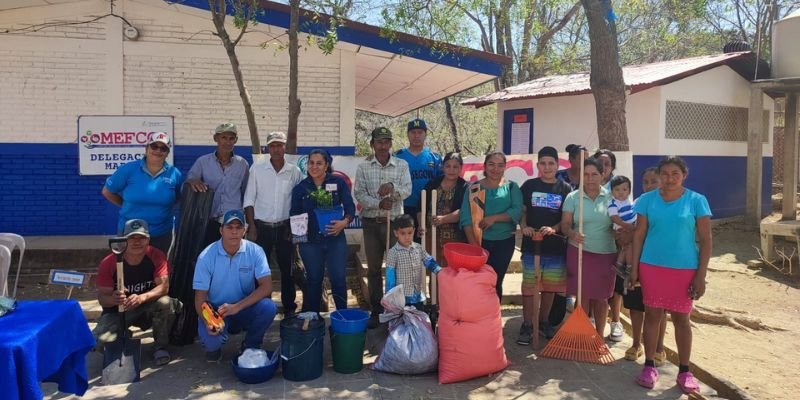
[{"x1": 354, "y1": 127, "x2": 412, "y2": 328}]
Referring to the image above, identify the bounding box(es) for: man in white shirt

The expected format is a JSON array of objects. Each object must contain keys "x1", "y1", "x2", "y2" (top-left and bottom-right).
[{"x1": 243, "y1": 132, "x2": 302, "y2": 316}]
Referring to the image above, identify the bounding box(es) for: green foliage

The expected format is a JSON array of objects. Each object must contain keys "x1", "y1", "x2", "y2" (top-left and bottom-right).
[
  {"x1": 354, "y1": 83, "x2": 498, "y2": 157},
  {"x1": 308, "y1": 186, "x2": 334, "y2": 207}
]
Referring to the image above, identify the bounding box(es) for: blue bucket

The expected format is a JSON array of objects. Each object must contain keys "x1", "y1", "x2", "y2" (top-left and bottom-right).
[
  {"x1": 231, "y1": 350, "x2": 279, "y2": 384},
  {"x1": 330, "y1": 308, "x2": 369, "y2": 334},
  {"x1": 280, "y1": 316, "x2": 326, "y2": 382},
  {"x1": 313, "y1": 205, "x2": 344, "y2": 234}
]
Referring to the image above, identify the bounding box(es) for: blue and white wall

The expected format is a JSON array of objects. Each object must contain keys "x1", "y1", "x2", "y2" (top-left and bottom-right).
[
  {"x1": 0, "y1": 0, "x2": 355, "y2": 236},
  {"x1": 495, "y1": 65, "x2": 775, "y2": 219}
]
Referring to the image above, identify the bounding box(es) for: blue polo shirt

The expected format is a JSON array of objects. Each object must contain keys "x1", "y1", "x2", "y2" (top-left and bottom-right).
[
  {"x1": 395, "y1": 147, "x2": 441, "y2": 208},
  {"x1": 104, "y1": 158, "x2": 183, "y2": 236},
  {"x1": 192, "y1": 239, "x2": 271, "y2": 307},
  {"x1": 635, "y1": 189, "x2": 712, "y2": 269}
]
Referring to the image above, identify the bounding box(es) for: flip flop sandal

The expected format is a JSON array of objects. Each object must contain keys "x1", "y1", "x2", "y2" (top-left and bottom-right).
[{"x1": 154, "y1": 349, "x2": 171, "y2": 366}]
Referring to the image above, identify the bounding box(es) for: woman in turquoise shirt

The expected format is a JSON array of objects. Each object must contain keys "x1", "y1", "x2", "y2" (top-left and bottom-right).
[
  {"x1": 102, "y1": 132, "x2": 183, "y2": 255},
  {"x1": 560, "y1": 158, "x2": 617, "y2": 338},
  {"x1": 630, "y1": 156, "x2": 711, "y2": 394},
  {"x1": 460, "y1": 152, "x2": 522, "y2": 300}
]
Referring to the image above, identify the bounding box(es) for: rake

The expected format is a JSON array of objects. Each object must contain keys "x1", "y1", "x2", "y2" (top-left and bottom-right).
[{"x1": 540, "y1": 151, "x2": 614, "y2": 365}]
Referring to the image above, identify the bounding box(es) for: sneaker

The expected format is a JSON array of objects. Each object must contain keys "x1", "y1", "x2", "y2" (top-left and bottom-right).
[
  {"x1": 566, "y1": 296, "x2": 576, "y2": 312},
  {"x1": 608, "y1": 321, "x2": 624, "y2": 342},
  {"x1": 153, "y1": 349, "x2": 171, "y2": 366},
  {"x1": 367, "y1": 314, "x2": 380, "y2": 329},
  {"x1": 624, "y1": 345, "x2": 643, "y2": 361},
  {"x1": 205, "y1": 349, "x2": 222, "y2": 363},
  {"x1": 676, "y1": 372, "x2": 700, "y2": 394},
  {"x1": 636, "y1": 366, "x2": 659, "y2": 389},
  {"x1": 516, "y1": 322, "x2": 533, "y2": 345},
  {"x1": 539, "y1": 320, "x2": 556, "y2": 339},
  {"x1": 654, "y1": 350, "x2": 667, "y2": 366}
]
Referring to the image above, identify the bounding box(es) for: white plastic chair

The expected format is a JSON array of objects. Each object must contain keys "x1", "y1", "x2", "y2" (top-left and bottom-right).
[
  {"x1": 0, "y1": 244, "x2": 11, "y2": 297},
  {"x1": 0, "y1": 234, "x2": 24, "y2": 298}
]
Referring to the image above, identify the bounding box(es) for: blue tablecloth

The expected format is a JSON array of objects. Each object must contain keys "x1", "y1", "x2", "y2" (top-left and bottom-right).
[{"x1": 0, "y1": 300, "x2": 95, "y2": 400}]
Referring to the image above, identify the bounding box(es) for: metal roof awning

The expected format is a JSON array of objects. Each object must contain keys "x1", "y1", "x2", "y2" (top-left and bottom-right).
[
  {"x1": 462, "y1": 52, "x2": 767, "y2": 107},
  {"x1": 174, "y1": 0, "x2": 510, "y2": 116}
]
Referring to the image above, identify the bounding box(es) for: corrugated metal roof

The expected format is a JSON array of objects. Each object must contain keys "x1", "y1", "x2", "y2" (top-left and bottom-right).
[{"x1": 462, "y1": 52, "x2": 757, "y2": 107}]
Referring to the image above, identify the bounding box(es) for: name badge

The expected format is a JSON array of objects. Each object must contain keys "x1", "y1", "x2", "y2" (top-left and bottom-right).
[{"x1": 326, "y1": 183, "x2": 337, "y2": 192}]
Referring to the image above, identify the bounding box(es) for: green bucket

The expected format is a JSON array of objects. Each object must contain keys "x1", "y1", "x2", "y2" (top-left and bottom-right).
[{"x1": 329, "y1": 327, "x2": 366, "y2": 374}]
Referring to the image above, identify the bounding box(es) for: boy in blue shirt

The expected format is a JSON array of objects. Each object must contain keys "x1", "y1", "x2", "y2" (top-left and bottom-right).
[{"x1": 394, "y1": 118, "x2": 442, "y2": 241}]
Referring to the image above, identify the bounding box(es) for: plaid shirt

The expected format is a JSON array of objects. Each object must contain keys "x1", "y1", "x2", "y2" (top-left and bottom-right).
[
  {"x1": 353, "y1": 156, "x2": 412, "y2": 219},
  {"x1": 387, "y1": 242, "x2": 431, "y2": 297}
]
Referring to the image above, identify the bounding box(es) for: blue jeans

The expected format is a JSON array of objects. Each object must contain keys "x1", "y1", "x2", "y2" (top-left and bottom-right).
[
  {"x1": 299, "y1": 235, "x2": 348, "y2": 312},
  {"x1": 197, "y1": 298, "x2": 277, "y2": 352},
  {"x1": 483, "y1": 236, "x2": 516, "y2": 300}
]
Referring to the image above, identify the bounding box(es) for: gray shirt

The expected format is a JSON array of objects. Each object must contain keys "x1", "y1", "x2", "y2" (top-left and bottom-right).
[{"x1": 187, "y1": 152, "x2": 250, "y2": 219}]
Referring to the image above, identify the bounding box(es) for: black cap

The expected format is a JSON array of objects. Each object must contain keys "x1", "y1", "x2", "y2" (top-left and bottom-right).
[{"x1": 538, "y1": 146, "x2": 558, "y2": 160}]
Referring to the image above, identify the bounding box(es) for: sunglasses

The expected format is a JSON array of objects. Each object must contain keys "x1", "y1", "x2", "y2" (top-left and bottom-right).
[{"x1": 148, "y1": 143, "x2": 170, "y2": 153}]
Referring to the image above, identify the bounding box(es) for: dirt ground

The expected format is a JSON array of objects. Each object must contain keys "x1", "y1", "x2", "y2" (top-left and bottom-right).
[
  {"x1": 664, "y1": 218, "x2": 800, "y2": 400},
  {"x1": 15, "y1": 217, "x2": 800, "y2": 399}
]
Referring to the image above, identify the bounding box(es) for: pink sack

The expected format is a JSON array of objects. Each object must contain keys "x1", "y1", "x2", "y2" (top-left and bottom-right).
[{"x1": 437, "y1": 265, "x2": 509, "y2": 384}]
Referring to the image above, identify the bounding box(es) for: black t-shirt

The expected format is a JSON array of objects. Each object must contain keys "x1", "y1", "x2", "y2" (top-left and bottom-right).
[
  {"x1": 520, "y1": 178, "x2": 572, "y2": 255},
  {"x1": 99, "y1": 249, "x2": 164, "y2": 313}
]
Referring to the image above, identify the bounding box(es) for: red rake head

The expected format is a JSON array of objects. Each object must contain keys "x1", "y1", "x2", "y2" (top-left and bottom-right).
[{"x1": 540, "y1": 306, "x2": 615, "y2": 365}]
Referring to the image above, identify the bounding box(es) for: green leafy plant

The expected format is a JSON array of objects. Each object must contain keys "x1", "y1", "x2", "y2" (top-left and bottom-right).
[{"x1": 308, "y1": 186, "x2": 334, "y2": 208}]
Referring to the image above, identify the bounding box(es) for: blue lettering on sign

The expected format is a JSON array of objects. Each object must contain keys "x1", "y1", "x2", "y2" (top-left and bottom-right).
[{"x1": 531, "y1": 192, "x2": 563, "y2": 210}]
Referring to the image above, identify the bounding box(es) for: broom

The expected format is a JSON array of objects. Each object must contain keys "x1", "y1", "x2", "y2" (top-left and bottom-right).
[{"x1": 540, "y1": 151, "x2": 615, "y2": 365}]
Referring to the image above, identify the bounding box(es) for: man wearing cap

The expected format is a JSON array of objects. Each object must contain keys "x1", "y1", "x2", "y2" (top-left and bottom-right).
[
  {"x1": 186, "y1": 123, "x2": 250, "y2": 247},
  {"x1": 93, "y1": 219, "x2": 181, "y2": 366},
  {"x1": 102, "y1": 131, "x2": 183, "y2": 254},
  {"x1": 243, "y1": 132, "x2": 302, "y2": 317},
  {"x1": 193, "y1": 210, "x2": 277, "y2": 362},
  {"x1": 394, "y1": 118, "x2": 442, "y2": 242},
  {"x1": 354, "y1": 127, "x2": 412, "y2": 328}
]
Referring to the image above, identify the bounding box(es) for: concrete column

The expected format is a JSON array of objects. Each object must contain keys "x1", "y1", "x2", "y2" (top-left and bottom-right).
[
  {"x1": 746, "y1": 87, "x2": 764, "y2": 226},
  {"x1": 783, "y1": 93, "x2": 799, "y2": 220},
  {"x1": 103, "y1": 14, "x2": 124, "y2": 114}
]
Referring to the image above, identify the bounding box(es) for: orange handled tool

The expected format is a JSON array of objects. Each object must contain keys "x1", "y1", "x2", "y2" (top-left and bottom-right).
[{"x1": 201, "y1": 302, "x2": 225, "y2": 331}]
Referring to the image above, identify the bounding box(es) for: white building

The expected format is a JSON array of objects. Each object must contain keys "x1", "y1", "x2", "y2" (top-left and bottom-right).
[
  {"x1": 463, "y1": 52, "x2": 775, "y2": 218},
  {"x1": 0, "y1": 0, "x2": 507, "y2": 235}
]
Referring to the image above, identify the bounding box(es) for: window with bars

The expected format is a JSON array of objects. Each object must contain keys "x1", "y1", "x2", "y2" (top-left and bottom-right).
[{"x1": 665, "y1": 100, "x2": 769, "y2": 143}]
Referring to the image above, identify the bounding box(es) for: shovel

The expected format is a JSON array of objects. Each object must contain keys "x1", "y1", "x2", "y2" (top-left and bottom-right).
[{"x1": 102, "y1": 237, "x2": 142, "y2": 385}]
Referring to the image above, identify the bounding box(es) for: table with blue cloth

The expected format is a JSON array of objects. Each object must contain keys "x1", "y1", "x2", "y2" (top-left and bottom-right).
[{"x1": 0, "y1": 300, "x2": 96, "y2": 400}]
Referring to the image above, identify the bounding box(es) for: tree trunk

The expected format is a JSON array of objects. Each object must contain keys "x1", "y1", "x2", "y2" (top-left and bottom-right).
[
  {"x1": 581, "y1": 0, "x2": 629, "y2": 151},
  {"x1": 287, "y1": 0, "x2": 302, "y2": 154},
  {"x1": 443, "y1": 97, "x2": 461, "y2": 153},
  {"x1": 209, "y1": 0, "x2": 261, "y2": 154}
]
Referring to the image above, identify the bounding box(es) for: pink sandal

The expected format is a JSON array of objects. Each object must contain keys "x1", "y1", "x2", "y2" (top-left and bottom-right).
[
  {"x1": 636, "y1": 366, "x2": 658, "y2": 389},
  {"x1": 677, "y1": 372, "x2": 700, "y2": 394}
]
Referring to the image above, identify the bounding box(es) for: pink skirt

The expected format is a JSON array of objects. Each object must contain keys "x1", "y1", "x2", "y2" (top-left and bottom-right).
[
  {"x1": 565, "y1": 244, "x2": 616, "y2": 301},
  {"x1": 639, "y1": 262, "x2": 695, "y2": 314}
]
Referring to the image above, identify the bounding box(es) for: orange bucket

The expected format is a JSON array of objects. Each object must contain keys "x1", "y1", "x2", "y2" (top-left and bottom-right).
[{"x1": 443, "y1": 242, "x2": 489, "y2": 271}]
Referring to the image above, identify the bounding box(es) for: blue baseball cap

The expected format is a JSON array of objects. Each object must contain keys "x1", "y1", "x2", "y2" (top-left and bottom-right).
[
  {"x1": 222, "y1": 210, "x2": 245, "y2": 225},
  {"x1": 407, "y1": 118, "x2": 427, "y2": 132}
]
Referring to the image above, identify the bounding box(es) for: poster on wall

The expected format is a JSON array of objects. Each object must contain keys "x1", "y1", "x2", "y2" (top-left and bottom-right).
[
  {"x1": 502, "y1": 108, "x2": 534, "y2": 155},
  {"x1": 78, "y1": 115, "x2": 175, "y2": 175}
]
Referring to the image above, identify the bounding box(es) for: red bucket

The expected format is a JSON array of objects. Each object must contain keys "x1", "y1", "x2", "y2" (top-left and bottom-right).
[{"x1": 443, "y1": 243, "x2": 489, "y2": 271}]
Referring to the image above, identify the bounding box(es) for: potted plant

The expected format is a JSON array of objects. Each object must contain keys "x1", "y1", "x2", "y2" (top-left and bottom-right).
[{"x1": 308, "y1": 186, "x2": 344, "y2": 235}]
